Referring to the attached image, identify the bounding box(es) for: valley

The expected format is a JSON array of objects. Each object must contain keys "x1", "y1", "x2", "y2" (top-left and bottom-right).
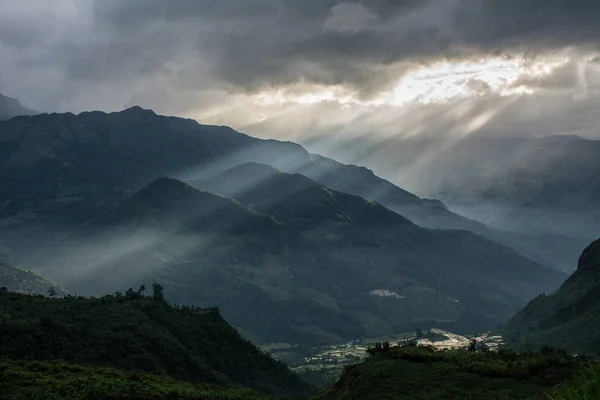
[{"x1": 265, "y1": 329, "x2": 505, "y2": 388}]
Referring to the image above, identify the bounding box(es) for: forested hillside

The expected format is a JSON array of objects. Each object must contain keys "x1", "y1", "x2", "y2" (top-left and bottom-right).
[
  {"x1": 501, "y1": 238, "x2": 600, "y2": 355},
  {"x1": 0, "y1": 289, "x2": 313, "y2": 398}
]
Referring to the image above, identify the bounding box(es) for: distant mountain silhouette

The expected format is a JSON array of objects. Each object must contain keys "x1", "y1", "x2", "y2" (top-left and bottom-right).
[
  {"x1": 0, "y1": 92, "x2": 33, "y2": 120},
  {"x1": 312, "y1": 135, "x2": 600, "y2": 272}
]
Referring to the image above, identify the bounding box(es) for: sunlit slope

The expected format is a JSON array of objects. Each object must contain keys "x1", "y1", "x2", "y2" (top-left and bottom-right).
[
  {"x1": 0, "y1": 261, "x2": 64, "y2": 295},
  {"x1": 33, "y1": 177, "x2": 366, "y2": 344},
  {"x1": 0, "y1": 107, "x2": 491, "y2": 265},
  {"x1": 196, "y1": 164, "x2": 565, "y2": 335},
  {"x1": 27, "y1": 175, "x2": 563, "y2": 345}
]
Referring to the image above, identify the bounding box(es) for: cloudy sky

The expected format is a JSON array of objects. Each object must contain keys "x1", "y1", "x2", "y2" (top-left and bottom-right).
[{"x1": 2, "y1": 0, "x2": 600, "y2": 140}]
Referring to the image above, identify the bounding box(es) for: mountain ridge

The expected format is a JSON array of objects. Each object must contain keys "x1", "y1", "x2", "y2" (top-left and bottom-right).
[{"x1": 500, "y1": 238, "x2": 600, "y2": 355}]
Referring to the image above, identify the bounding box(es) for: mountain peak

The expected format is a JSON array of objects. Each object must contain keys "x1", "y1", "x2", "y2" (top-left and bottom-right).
[
  {"x1": 226, "y1": 162, "x2": 283, "y2": 178},
  {"x1": 114, "y1": 105, "x2": 157, "y2": 119},
  {"x1": 577, "y1": 238, "x2": 600, "y2": 272},
  {"x1": 135, "y1": 177, "x2": 200, "y2": 200}
]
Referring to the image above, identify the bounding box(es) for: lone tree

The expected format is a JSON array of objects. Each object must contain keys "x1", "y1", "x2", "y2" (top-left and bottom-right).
[
  {"x1": 47, "y1": 287, "x2": 57, "y2": 297},
  {"x1": 152, "y1": 283, "x2": 165, "y2": 301},
  {"x1": 468, "y1": 338, "x2": 478, "y2": 352},
  {"x1": 416, "y1": 328, "x2": 425, "y2": 339},
  {"x1": 367, "y1": 341, "x2": 391, "y2": 356}
]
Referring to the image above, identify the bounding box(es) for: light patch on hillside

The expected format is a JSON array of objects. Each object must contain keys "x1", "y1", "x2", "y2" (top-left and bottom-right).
[{"x1": 369, "y1": 289, "x2": 404, "y2": 299}]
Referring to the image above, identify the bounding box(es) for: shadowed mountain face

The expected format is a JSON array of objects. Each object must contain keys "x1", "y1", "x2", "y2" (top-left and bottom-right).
[
  {"x1": 0, "y1": 108, "x2": 572, "y2": 273},
  {"x1": 35, "y1": 177, "x2": 364, "y2": 344},
  {"x1": 308, "y1": 135, "x2": 600, "y2": 272},
  {"x1": 0, "y1": 107, "x2": 480, "y2": 233},
  {"x1": 0, "y1": 93, "x2": 32, "y2": 121},
  {"x1": 0, "y1": 108, "x2": 502, "y2": 271},
  {"x1": 500, "y1": 239, "x2": 600, "y2": 356},
  {"x1": 16, "y1": 175, "x2": 563, "y2": 344},
  {"x1": 193, "y1": 164, "x2": 564, "y2": 335}
]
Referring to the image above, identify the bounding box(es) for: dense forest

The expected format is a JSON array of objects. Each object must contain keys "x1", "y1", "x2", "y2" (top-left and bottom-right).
[{"x1": 0, "y1": 287, "x2": 313, "y2": 399}]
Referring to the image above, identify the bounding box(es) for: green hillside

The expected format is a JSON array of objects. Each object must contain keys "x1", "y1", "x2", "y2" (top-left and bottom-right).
[
  {"x1": 0, "y1": 289, "x2": 313, "y2": 398},
  {"x1": 500, "y1": 238, "x2": 600, "y2": 355},
  {"x1": 314, "y1": 344, "x2": 591, "y2": 400},
  {"x1": 0, "y1": 359, "x2": 278, "y2": 400}
]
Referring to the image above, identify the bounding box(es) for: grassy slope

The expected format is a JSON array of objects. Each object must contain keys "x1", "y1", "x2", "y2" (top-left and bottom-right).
[
  {"x1": 314, "y1": 345, "x2": 590, "y2": 400},
  {"x1": 545, "y1": 363, "x2": 600, "y2": 400},
  {"x1": 0, "y1": 291, "x2": 313, "y2": 398}
]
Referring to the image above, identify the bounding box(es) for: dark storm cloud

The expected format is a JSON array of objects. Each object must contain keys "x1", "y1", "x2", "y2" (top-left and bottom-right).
[
  {"x1": 83, "y1": 0, "x2": 600, "y2": 94},
  {"x1": 455, "y1": 0, "x2": 600, "y2": 49},
  {"x1": 2, "y1": 0, "x2": 600, "y2": 113},
  {"x1": 87, "y1": 0, "x2": 440, "y2": 84}
]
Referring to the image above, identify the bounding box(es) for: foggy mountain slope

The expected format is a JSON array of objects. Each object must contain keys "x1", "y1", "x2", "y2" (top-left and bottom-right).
[
  {"x1": 196, "y1": 163, "x2": 565, "y2": 328},
  {"x1": 439, "y1": 136, "x2": 600, "y2": 233},
  {"x1": 0, "y1": 107, "x2": 558, "y2": 278},
  {"x1": 307, "y1": 134, "x2": 600, "y2": 272},
  {"x1": 304, "y1": 134, "x2": 600, "y2": 228},
  {"x1": 29, "y1": 176, "x2": 564, "y2": 344},
  {"x1": 0, "y1": 107, "x2": 568, "y2": 343},
  {"x1": 0, "y1": 92, "x2": 33, "y2": 121},
  {"x1": 34, "y1": 177, "x2": 367, "y2": 344},
  {"x1": 500, "y1": 238, "x2": 600, "y2": 356},
  {"x1": 0, "y1": 108, "x2": 488, "y2": 246}
]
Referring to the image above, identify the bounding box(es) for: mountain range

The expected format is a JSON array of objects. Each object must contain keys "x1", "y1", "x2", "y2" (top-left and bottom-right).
[
  {"x1": 309, "y1": 135, "x2": 600, "y2": 272},
  {"x1": 1, "y1": 102, "x2": 599, "y2": 399},
  {"x1": 24, "y1": 174, "x2": 563, "y2": 344},
  {"x1": 0, "y1": 106, "x2": 566, "y2": 344}
]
